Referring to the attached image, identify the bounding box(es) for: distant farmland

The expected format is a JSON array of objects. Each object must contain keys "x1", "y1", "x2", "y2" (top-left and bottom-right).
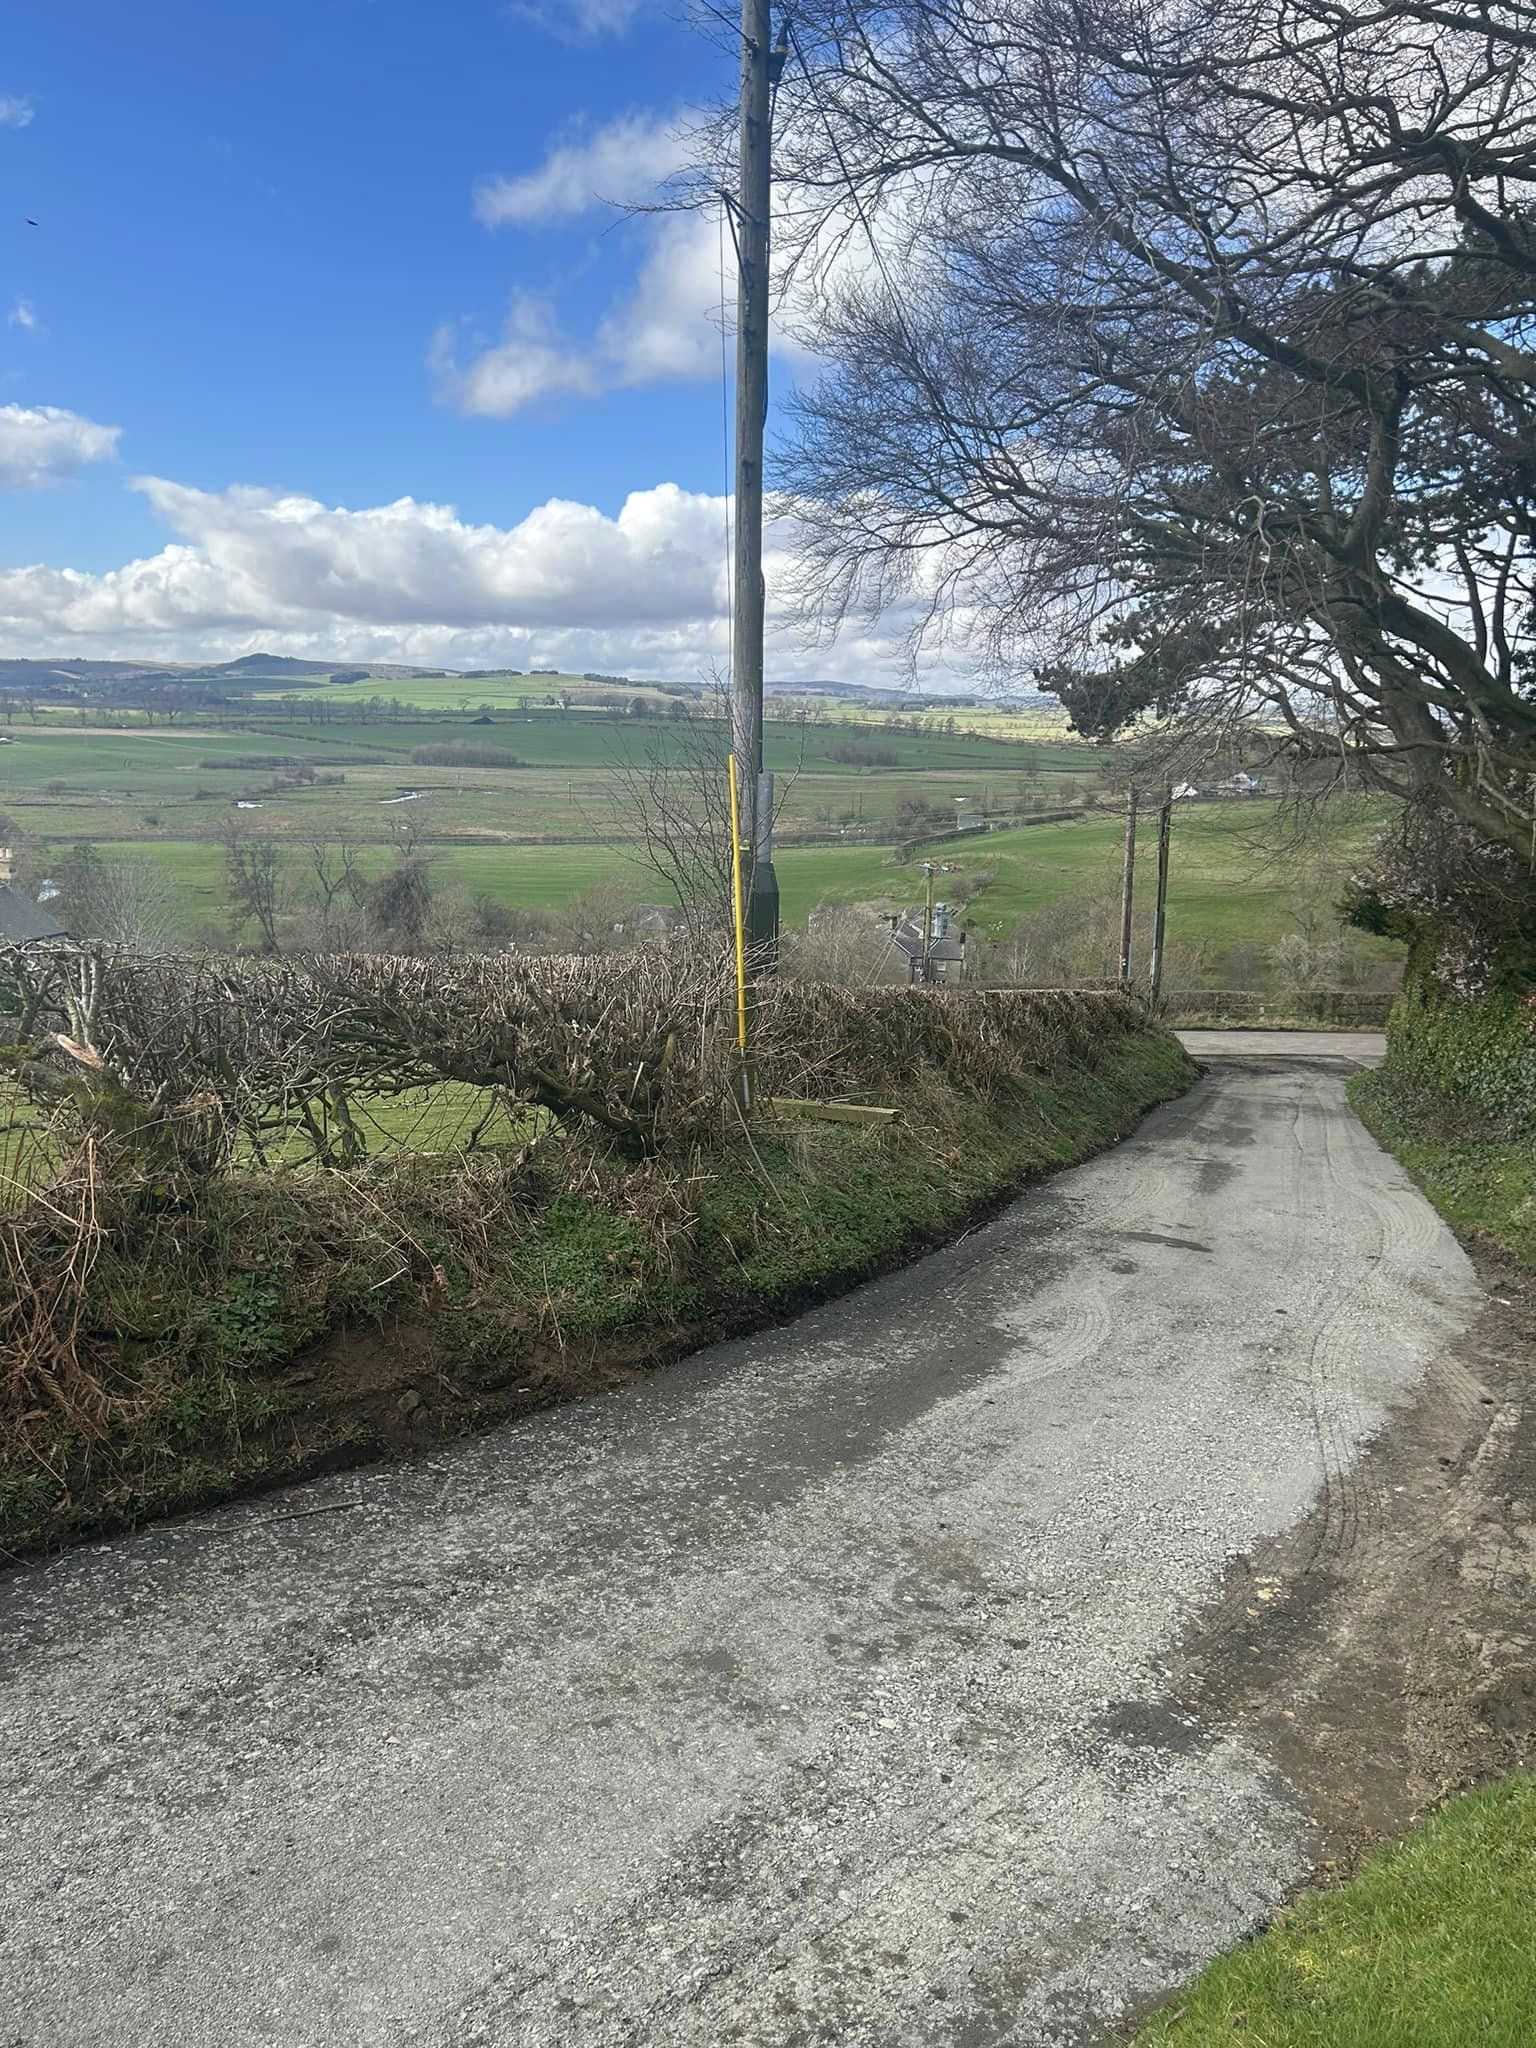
[
  {"x1": 0, "y1": 673, "x2": 1398, "y2": 982},
  {"x1": 0, "y1": 699, "x2": 1096, "y2": 853}
]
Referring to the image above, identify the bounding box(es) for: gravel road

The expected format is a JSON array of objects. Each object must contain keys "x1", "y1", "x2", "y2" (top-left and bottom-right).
[{"x1": 0, "y1": 1033, "x2": 1481, "y2": 2047}]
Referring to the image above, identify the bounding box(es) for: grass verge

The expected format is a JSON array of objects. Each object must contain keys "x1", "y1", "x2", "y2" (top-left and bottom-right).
[
  {"x1": 1133, "y1": 1777, "x2": 1536, "y2": 2047},
  {"x1": 1350, "y1": 1067, "x2": 1536, "y2": 1268},
  {"x1": 0, "y1": 1025, "x2": 1193, "y2": 1563}
]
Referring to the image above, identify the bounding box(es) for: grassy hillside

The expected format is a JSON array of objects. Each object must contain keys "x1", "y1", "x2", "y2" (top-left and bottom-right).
[
  {"x1": 0, "y1": 707, "x2": 1093, "y2": 845},
  {"x1": 48, "y1": 797, "x2": 1391, "y2": 966},
  {"x1": 0, "y1": 700, "x2": 1402, "y2": 982}
]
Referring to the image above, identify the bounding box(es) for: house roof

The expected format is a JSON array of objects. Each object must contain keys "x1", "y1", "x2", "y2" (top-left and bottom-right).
[
  {"x1": 892, "y1": 914, "x2": 965, "y2": 963},
  {"x1": 0, "y1": 883, "x2": 68, "y2": 944}
]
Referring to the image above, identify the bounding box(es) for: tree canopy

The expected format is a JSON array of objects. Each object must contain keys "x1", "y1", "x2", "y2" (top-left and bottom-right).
[{"x1": 760, "y1": 0, "x2": 1536, "y2": 852}]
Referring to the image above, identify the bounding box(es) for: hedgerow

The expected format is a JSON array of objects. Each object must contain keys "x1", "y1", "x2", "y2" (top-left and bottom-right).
[{"x1": 0, "y1": 944, "x2": 1177, "y2": 1515}]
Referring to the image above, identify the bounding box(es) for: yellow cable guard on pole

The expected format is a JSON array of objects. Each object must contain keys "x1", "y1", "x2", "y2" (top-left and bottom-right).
[{"x1": 727, "y1": 754, "x2": 750, "y2": 1066}]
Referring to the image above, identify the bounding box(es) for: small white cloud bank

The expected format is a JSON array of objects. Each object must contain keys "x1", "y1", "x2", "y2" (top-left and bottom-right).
[
  {"x1": 0, "y1": 404, "x2": 119, "y2": 487},
  {"x1": 9, "y1": 297, "x2": 40, "y2": 332},
  {"x1": 0, "y1": 96, "x2": 34, "y2": 130},
  {"x1": 447, "y1": 107, "x2": 841, "y2": 417},
  {"x1": 506, "y1": 0, "x2": 644, "y2": 43},
  {"x1": 474, "y1": 110, "x2": 691, "y2": 225},
  {"x1": 0, "y1": 471, "x2": 933, "y2": 684},
  {"x1": 428, "y1": 294, "x2": 600, "y2": 415}
]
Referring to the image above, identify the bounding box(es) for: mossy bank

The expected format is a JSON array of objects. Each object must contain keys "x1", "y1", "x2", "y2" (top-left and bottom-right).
[
  {"x1": 1349, "y1": 980, "x2": 1536, "y2": 1268},
  {"x1": 0, "y1": 1018, "x2": 1193, "y2": 1563}
]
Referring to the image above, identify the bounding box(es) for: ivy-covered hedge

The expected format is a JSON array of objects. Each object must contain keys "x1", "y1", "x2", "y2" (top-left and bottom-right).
[{"x1": 1380, "y1": 978, "x2": 1536, "y2": 1133}]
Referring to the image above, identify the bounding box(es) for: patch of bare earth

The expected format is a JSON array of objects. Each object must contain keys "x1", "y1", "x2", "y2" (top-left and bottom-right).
[
  {"x1": 264, "y1": 1315, "x2": 654, "y2": 1457},
  {"x1": 1175, "y1": 1239, "x2": 1536, "y2": 1875}
]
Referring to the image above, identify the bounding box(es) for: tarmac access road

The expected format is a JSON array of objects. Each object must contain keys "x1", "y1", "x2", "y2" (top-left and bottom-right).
[{"x1": 0, "y1": 1031, "x2": 1478, "y2": 2048}]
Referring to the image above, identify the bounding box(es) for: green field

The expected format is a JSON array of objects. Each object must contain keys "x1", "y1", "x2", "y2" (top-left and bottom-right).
[
  {"x1": 59, "y1": 798, "x2": 1392, "y2": 975},
  {"x1": 0, "y1": 708, "x2": 1094, "y2": 849},
  {"x1": 0, "y1": 700, "x2": 1401, "y2": 984}
]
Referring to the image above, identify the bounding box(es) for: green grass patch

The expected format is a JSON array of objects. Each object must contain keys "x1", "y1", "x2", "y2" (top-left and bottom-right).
[
  {"x1": 1134, "y1": 1776, "x2": 1536, "y2": 2047},
  {"x1": 1350, "y1": 1068, "x2": 1536, "y2": 1268}
]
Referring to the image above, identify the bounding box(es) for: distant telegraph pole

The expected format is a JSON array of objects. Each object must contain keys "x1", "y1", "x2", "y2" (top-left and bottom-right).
[
  {"x1": 730, "y1": 0, "x2": 784, "y2": 960},
  {"x1": 1118, "y1": 787, "x2": 1137, "y2": 989},
  {"x1": 1148, "y1": 785, "x2": 1173, "y2": 1007}
]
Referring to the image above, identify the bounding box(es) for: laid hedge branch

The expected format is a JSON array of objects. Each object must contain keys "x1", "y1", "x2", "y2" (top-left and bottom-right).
[
  {"x1": 0, "y1": 944, "x2": 1148, "y2": 1176},
  {"x1": 0, "y1": 944, "x2": 1157, "y2": 1458}
]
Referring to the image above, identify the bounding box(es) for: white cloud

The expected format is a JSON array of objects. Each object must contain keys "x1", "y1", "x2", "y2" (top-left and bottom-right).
[
  {"x1": 0, "y1": 405, "x2": 119, "y2": 487},
  {"x1": 475, "y1": 109, "x2": 692, "y2": 225},
  {"x1": 0, "y1": 96, "x2": 34, "y2": 130},
  {"x1": 452, "y1": 112, "x2": 759, "y2": 415},
  {"x1": 8, "y1": 298, "x2": 40, "y2": 333},
  {"x1": 599, "y1": 210, "x2": 730, "y2": 385},
  {"x1": 461, "y1": 112, "x2": 723, "y2": 407},
  {"x1": 430, "y1": 294, "x2": 600, "y2": 415},
  {"x1": 450, "y1": 108, "x2": 843, "y2": 416},
  {"x1": 440, "y1": 211, "x2": 730, "y2": 416},
  {"x1": 507, "y1": 0, "x2": 643, "y2": 43},
  {"x1": 0, "y1": 476, "x2": 730, "y2": 652},
  {"x1": 0, "y1": 471, "x2": 937, "y2": 683}
]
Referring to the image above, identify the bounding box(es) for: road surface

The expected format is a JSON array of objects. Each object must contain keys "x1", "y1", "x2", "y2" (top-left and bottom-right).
[{"x1": 0, "y1": 1033, "x2": 1479, "y2": 2047}]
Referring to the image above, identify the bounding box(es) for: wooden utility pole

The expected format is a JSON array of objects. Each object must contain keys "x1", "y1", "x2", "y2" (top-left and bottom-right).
[
  {"x1": 1118, "y1": 788, "x2": 1137, "y2": 989},
  {"x1": 731, "y1": 0, "x2": 780, "y2": 959},
  {"x1": 1148, "y1": 785, "x2": 1173, "y2": 1007}
]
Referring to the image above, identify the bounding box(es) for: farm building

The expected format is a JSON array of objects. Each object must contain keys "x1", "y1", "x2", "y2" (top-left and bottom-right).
[{"x1": 0, "y1": 883, "x2": 69, "y2": 945}]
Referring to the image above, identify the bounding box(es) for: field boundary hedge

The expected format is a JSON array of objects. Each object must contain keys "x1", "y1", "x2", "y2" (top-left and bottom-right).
[
  {"x1": 0, "y1": 944, "x2": 1192, "y2": 1557},
  {"x1": 0, "y1": 945, "x2": 1152, "y2": 1172}
]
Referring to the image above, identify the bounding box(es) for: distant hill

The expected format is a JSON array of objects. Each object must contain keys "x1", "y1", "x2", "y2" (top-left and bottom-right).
[
  {"x1": 0, "y1": 659, "x2": 173, "y2": 686},
  {"x1": 766, "y1": 677, "x2": 885, "y2": 697},
  {"x1": 215, "y1": 654, "x2": 328, "y2": 678},
  {"x1": 768, "y1": 677, "x2": 991, "y2": 709},
  {"x1": 768, "y1": 676, "x2": 1055, "y2": 709},
  {"x1": 211, "y1": 653, "x2": 454, "y2": 681},
  {"x1": 0, "y1": 653, "x2": 467, "y2": 689}
]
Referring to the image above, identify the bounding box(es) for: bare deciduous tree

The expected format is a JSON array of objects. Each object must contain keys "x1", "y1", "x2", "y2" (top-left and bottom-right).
[
  {"x1": 219, "y1": 818, "x2": 284, "y2": 954},
  {"x1": 749, "y1": 0, "x2": 1536, "y2": 855},
  {"x1": 51, "y1": 845, "x2": 177, "y2": 954},
  {"x1": 601, "y1": 694, "x2": 739, "y2": 949},
  {"x1": 599, "y1": 674, "x2": 803, "y2": 951},
  {"x1": 307, "y1": 837, "x2": 364, "y2": 919}
]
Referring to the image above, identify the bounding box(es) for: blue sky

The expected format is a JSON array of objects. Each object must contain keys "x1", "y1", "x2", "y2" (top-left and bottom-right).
[{"x1": 0, "y1": 0, "x2": 913, "y2": 678}]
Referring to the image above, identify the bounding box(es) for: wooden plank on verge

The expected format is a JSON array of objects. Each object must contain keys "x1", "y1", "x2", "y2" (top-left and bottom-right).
[{"x1": 767, "y1": 1097, "x2": 903, "y2": 1127}]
